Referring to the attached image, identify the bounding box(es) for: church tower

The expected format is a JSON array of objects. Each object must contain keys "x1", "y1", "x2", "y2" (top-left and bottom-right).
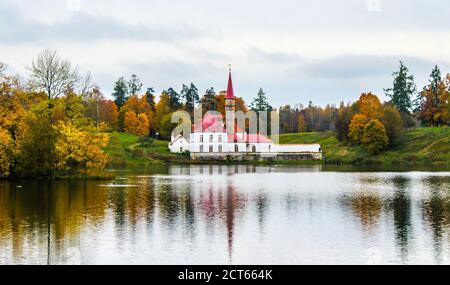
[{"x1": 225, "y1": 66, "x2": 236, "y2": 138}]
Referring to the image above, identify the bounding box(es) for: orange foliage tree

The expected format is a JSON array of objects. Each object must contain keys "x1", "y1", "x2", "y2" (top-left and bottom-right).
[
  {"x1": 348, "y1": 114, "x2": 369, "y2": 143},
  {"x1": 357, "y1": 92, "x2": 382, "y2": 119}
]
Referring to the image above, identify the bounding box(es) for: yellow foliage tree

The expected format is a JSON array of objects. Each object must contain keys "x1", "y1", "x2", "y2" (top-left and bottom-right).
[
  {"x1": 136, "y1": 113, "x2": 150, "y2": 136},
  {"x1": 0, "y1": 128, "x2": 13, "y2": 178},
  {"x1": 348, "y1": 114, "x2": 369, "y2": 143},
  {"x1": 362, "y1": 119, "x2": 388, "y2": 154},
  {"x1": 357, "y1": 92, "x2": 382, "y2": 119},
  {"x1": 54, "y1": 122, "x2": 109, "y2": 174},
  {"x1": 124, "y1": 111, "x2": 139, "y2": 135}
]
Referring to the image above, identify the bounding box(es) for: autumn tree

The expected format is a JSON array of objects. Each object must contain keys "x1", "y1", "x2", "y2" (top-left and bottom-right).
[
  {"x1": 357, "y1": 92, "x2": 382, "y2": 119},
  {"x1": 153, "y1": 92, "x2": 173, "y2": 134},
  {"x1": 418, "y1": 66, "x2": 449, "y2": 127},
  {"x1": 362, "y1": 119, "x2": 388, "y2": 154},
  {"x1": 348, "y1": 114, "x2": 369, "y2": 143},
  {"x1": 29, "y1": 49, "x2": 80, "y2": 100},
  {"x1": 136, "y1": 113, "x2": 150, "y2": 136},
  {"x1": 54, "y1": 121, "x2": 109, "y2": 175},
  {"x1": 297, "y1": 114, "x2": 306, "y2": 133},
  {"x1": 124, "y1": 111, "x2": 139, "y2": 135},
  {"x1": 384, "y1": 61, "x2": 416, "y2": 113},
  {"x1": 381, "y1": 105, "x2": 403, "y2": 146},
  {"x1": 0, "y1": 128, "x2": 13, "y2": 178}
]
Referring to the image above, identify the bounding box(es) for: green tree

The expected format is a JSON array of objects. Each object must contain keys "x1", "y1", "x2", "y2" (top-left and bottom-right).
[
  {"x1": 335, "y1": 102, "x2": 355, "y2": 142},
  {"x1": 250, "y1": 88, "x2": 272, "y2": 111},
  {"x1": 112, "y1": 77, "x2": 128, "y2": 109},
  {"x1": 381, "y1": 105, "x2": 403, "y2": 146},
  {"x1": 384, "y1": 61, "x2": 416, "y2": 113},
  {"x1": 362, "y1": 119, "x2": 388, "y2": 155},
  {"x1": 201, "y1": 87, "x2": 217, "y2": 113},
  {"x1": 127, "y1": 74, "x2": 143, "y2": 96},
  {"x1": 159, "y1": 113, "x2": 176, "y2": 139},
  {"x1": 145, "y1": 87, "x2": 156, "y2": 111},
  {"x1": 166, "y1": 87, "x2": 181, "y2": 110},
  {"x1": 181, "y1": 83, "x2": 200, "y2": 113},
  {"x1": 0, "y1": 128, "x2": 13, "y2": 178}
]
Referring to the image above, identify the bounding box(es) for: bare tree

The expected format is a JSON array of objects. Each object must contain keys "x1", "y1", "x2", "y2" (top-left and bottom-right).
[
  {"x1": 29, "y1": 49, "x2": 80, "y2": 100},
  {"x1": 0, "y1": 62, "x2": 7, "y2": 74},
  {"x1": 79, "y1": 71, "x2": 95, "y2": 98}
]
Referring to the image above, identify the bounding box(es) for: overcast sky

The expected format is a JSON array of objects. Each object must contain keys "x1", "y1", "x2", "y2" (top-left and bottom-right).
[{"x1": 1, "y1": 0, "x2": 449, "y2": 107}]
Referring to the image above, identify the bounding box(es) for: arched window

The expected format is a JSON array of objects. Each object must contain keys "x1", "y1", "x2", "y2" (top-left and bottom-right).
[
  {"x1": 235, "y1": 145, "x2": 239, "y2": 152},
  {"x1": 209, "y1": 145, "x2": 213, "y2": 153},
  {"x1": 252, "y1": 145, "x2": 256, "y2": 153},
  {"x1": 218, "y1": 145, "x2": 223, "y2": 153}
]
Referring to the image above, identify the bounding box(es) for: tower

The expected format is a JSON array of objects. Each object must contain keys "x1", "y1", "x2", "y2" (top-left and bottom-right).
[{"x1": 225, "y1": 66, "x2": 236, "y2": 138}]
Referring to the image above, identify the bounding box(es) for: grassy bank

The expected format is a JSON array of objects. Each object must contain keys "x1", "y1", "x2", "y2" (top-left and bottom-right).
[
  {"x1": 105, "y1": 128, "x2": 450, "y2": 167},
  {"x1": 275, "y1": 127, "x2": 450, "y2": 166}
]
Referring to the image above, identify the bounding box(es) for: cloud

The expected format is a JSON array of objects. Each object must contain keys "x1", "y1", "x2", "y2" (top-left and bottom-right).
[{"x1": 0, "y1": 2, "x2": 204, "y2": 45}]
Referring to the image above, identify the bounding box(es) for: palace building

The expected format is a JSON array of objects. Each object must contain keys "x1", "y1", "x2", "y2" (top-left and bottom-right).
[{"x1": 169, "y1": 69, "x2": 322, "y2": 161}]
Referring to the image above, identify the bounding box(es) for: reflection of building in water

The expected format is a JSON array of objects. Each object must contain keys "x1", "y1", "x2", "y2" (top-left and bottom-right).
[{"x1": 168, "y1": 164, "x2": 321, "y2": 176}]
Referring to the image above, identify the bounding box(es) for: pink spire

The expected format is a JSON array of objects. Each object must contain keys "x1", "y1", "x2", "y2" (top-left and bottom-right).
[{"x1": 226, "y1": 67, "x2": 235, "y2": 99}]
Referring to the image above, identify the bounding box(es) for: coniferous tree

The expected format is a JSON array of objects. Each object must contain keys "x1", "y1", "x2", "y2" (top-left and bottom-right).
[
  {"x1": 250, "y1": 88, "x2": 272, "y2": 111},
  {"x1": 145, "y1": 87, "x2": 156, "y2": 111},
  {"x1": 181, "y1": 83, "x2": 199, "y2": 113},
  {"x1": 384, "y1": 61, "x2": 416, "y2": 113},
  {"x1": 112, "y1": 77, "x2": 128, "y2": 109},
  {"x1": 166, "y1": 87, "x2": 181, "y2": 110},
  {"x1": 201, "y1": 87, "x2": 217, "y2": 112}
]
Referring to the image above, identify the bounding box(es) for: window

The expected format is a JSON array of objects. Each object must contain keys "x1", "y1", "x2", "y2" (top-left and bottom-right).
[
  {"x1": 209, "y1": 145, "x2": 213, "y2": 153},
  {"x1": 180, "y1": 147, "x2": 183, "y2": 152},
  {"x1": 218, "y1": 145, "x2": 222, "y2": 153},
  {"x1": 252, "y1": 145, "x2": 256, "y2": 153},
  {"x1": 200, "y1": 145, "x2": 203, "y2": 152},
  {"x1": 200, "y1": 135, "x2": 203, "y2": 143},
  {"x1": 218, "y1": 135, "x2": 222, "y2": 142},
  {"x1": 210, "y1": 134, "x2": 214, "y2": 142},
  {"x1": 235, "y1": 145, "x2": 239, "y2": 152}
]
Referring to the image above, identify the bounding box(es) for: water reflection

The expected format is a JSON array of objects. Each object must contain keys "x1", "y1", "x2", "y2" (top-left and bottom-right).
[{"x1": 0, "y1": 166, "x2": 449, "y2": 264}]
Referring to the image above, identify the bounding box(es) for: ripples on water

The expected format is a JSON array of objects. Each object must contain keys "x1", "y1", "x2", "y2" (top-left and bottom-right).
[{"x1": 0, "y1": 165, "x2": 449, "y2": 264}]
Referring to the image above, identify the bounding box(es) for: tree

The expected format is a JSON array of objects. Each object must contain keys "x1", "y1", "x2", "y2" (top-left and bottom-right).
[
  {"x1": 348, "y1": 114, "x2": 369, "y2": 143},
  {"x1": 0, "y1": 62, "x2": 7, "y2": 74},
  {"x1": 181, "y1": 83, "x2": 200, "y2": 113},
  {"x1": 153, "y1": 92, "x2": 173, "y2": 133},
  {"x1": 112, "y1": 77, "x2": 128, "y2": 109},
  {"x1": 384, "y1": 61, "x2": 417, "y2": 113},
  {"x1": 357, "y1": 92, "x2": 382, "y2": 119},
  {"x1": 0, "y1": 128, "x2": 13, "y2": 178},
  {"x1": 145, "y1": 87, "x2": 156, "y2": 111},
  {"x1": 418, "y1": 66, "x2": 449, "y2": 127},
  {"x1": 29, "y1": 49, "x2": 80, "y2": 100},
  {"x1": 362, "y1": 119, "x2": 388, "y2": 154},
  {"x1": 250, "y1": 88, "x2": 272, "y2": 111},
  {"x1": 381, "y1": 105, "x2": 403, "y2": 146},
  {"x1": 54, "y1": 121, "x2": 109, "y2": 175},
  {"x1": 297, "y1": 114, "x2": 306, "y2": 133},
  {"x1": 136, "y1": 113, "x2": 150, "y2": 136},
  {"x1": 124, "y1": 111, "x2": 139, "y2": 135},
  {"x1": 335, "y1": 102, "x2": 355, "y2": 142},
  {"x1": 201, "y1": 87, "x2": 217, "y2": 113},
  {"x1": 127, "y1": 74, "x2": 143, "y2": 96},
  {"x1": 159, "y1": 113, "x2": 176, "y2": 139},
  {"x1": 98, "y1": 100, "x2": 119, "y2": 129},
  {"x1": 166, "y1": 87, "x2": 182, "y2": 110}
]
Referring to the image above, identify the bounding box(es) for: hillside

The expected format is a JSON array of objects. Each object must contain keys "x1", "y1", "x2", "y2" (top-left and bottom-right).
[
  {"x1": 104, "y1": 128, "x2": 450, "y2": 167},
  {"x1": 275, "y1": 127, "x2": 450, "y2": 166}
]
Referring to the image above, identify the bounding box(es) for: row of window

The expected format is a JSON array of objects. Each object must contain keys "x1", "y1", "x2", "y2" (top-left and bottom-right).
[
  {"x1": 199, "y1": 134, "x2": 222, "y2": 143},
  {"x1": 197, "y1": 145, "x2": 258, "y2": 153}
]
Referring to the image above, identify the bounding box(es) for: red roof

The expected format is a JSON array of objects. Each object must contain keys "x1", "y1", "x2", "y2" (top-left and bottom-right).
[
  {"x1": 193, "y1": 113, "x2": 224, "y2": 132},
  {"x1": 225, "y1": 71, "x2": 235, "y2": 99}
]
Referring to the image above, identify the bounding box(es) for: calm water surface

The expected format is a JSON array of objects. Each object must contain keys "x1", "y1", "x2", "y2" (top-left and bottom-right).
[{"x1": 0, "y1": 165, "x2": 449, "y2": 264}]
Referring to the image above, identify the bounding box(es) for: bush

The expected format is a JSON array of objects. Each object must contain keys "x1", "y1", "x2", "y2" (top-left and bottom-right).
[{"x1": 138, "y1": 136, "x2": 155, "y2": 148}]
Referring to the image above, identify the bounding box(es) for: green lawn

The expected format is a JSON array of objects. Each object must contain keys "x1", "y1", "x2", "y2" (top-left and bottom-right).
[{"x1": 105, "y1": 128, "x2": 450, "y2": 167}]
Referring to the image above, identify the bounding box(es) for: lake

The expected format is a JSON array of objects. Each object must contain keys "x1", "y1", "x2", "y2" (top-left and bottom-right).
[{"x1": 0, "y1": 165, "x2": 449, "y2": 265}]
